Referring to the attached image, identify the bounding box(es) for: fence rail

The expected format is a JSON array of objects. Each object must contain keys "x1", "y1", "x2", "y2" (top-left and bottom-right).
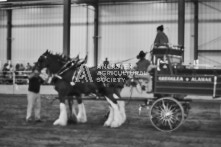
[
  {"x1": 0, "y1": 71, "x2": 56, "y2": 95},
  {"x1": 0, "y1": 71, "x2": 51, "y2": 85}
]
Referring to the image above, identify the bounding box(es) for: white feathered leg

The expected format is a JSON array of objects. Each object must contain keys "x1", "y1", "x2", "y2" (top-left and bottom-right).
[
  {"x1": 81, "y1": 103, "x2": 87, "y2": 122},
  {"x1": 70, "y1": 103, "x2": 78, "y2": 123},
  {"x1": 118, "y1": 101, "x2": 126, "y2": 124},
  {"x1": 53, "y1": 103, "x2": 68, "y2": 126},
  {"x1": 77, "y1": 103, "x2": 87, "y2": 123},
  {"x1": 105, "y1": 96, "x2": 122, "y2": 128},
  {"x1": 104, "y1": 106, "x2": 114, "y2": 127},
  {"x1": 113, "y1": 94, "x2": 126, "y2": 125},
  {"x1": 72, "y1": 103, "x2": 77, "y2": 117},
  {"x1": 110, "y1": 104, "x2": 122, "y2": 128}
]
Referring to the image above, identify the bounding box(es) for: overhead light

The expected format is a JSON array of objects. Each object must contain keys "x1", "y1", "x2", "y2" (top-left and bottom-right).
[{"x1": 0, "y1": 0, "x2": 7, "y2": 2}]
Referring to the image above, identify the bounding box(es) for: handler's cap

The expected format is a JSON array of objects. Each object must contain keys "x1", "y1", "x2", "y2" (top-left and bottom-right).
[{"x1": 137, "y1": 50, "x2": 146, "y2": 59}]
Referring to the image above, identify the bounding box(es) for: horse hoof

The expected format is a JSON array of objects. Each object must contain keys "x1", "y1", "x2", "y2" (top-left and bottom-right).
[
  {"x1": 110, "y1": 121, "x2": 121, "y2": 128},
  {"x1": 104, "y1": 121, "x2": 111, "y2": 127},
  {"x1": 53, "y1": 119, "x2": 67, "y2": 126},
  {"x1": 77, "y1": 118, "x2": 86, "y2": 123}
]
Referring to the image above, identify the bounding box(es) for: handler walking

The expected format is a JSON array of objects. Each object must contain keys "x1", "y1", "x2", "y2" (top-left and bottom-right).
[{"x1": 26, "y1": 68, "x2": 46, "y2": 122}]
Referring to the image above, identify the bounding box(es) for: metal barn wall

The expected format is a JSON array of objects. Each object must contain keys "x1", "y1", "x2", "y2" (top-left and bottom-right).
[
  {"x1": 0, "y1": 10, "x2": 7, "y2": 68},
  {"x1": 185, "y1": 2, "x2": 194, "y2": 65},
  {"x1": 70, "y1": 5, "x2": 94, "y2": 66},
  {"x1": 12, "y1": 6, "x2": 63, "y2": 64},
  {"x1": 1, "y1": 1, "x2": 220, "y2": 67},
  {"x1": 8, "y1": 5, "x2": 94, "y2": 66},
  {"x1": 99, "y1": 2, "x2": 186, "y2": 64},
  {"x1": 198, "y1": 1, "x2": 221, "y2": 66}
]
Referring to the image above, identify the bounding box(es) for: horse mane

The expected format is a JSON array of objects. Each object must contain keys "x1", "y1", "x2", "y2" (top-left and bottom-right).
[
  {"x1": 46, "y1": 50, "x2": 70, "y2": 63},
  {"x1": 44, "y1": 50, "x2": 87, "y2": 71},
  {"x1": 54, "y1": 53, "x2": 70, "y2": 62}
]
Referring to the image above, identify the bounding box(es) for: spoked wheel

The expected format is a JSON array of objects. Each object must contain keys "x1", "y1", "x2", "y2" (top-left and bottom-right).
[{"x1": 149, "y1": 97, "x2": 184, "y2": 132}]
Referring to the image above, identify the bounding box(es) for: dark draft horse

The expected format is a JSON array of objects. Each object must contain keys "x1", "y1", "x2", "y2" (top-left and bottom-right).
[{"x1": 36, "y1": 50, "x2": 128, "y2": 128}]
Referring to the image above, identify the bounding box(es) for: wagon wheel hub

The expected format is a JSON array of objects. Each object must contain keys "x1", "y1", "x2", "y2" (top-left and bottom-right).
[
  {"x1": 160, "y1": 100, "x2": 174, "y2": 122},
  {"x1": 161, "y1": 109, "x2": 173, "y2": 121}
]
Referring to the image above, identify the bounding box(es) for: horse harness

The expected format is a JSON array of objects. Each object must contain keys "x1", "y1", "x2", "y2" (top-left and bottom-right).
[{"x1": 52, "y1": 58, "x2": 86, "y2": 86}]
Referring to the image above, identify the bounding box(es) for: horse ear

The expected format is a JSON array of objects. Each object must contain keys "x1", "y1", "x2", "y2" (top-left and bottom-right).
[
  {"x1": 84, "y1": 55, "x2": 88, "y2": 63},
  {"x1": 75, "y1": 54, "x2": 79, "y2": 61}
]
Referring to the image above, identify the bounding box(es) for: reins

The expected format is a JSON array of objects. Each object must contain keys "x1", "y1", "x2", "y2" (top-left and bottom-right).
[
  {"x1": 56, "y1": 58, "x2": 79, "y2": 76},
  {"x1": 46, "y1": 50, "x2": 151, "y2": 104},
  {"x1": 114, "y1": 51, "x2": 151, "y2": 65}
]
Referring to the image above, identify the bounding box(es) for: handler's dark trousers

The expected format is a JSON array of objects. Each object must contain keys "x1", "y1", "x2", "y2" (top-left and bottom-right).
[{"x1": 26, "y1": 91, "x2": 41, "y2": 121}]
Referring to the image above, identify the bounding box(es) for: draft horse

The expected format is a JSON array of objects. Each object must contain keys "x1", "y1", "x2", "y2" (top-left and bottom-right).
[{"x1": 36, "y1": 50, "x2": 128, "y2": 128}]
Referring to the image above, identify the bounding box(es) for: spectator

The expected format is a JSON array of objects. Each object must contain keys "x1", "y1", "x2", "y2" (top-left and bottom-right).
[
  {"x1": 2, "y1": 61, "x2": 13, "y2": 78},
  {"x1": 103, "y1": 58, "x2": 110, "y2": 68},
  {"x1": 15, "y1": 63, "x2": 20, "y2": 75},
  {"x1": 26, "y1": 63, "x2": 32, "y2": 71},
  {"x1": 19, "y1": 63, "x2": 25, "y2": 71},
  {"x1": 3, "y1": 61, "x2": 13, "y2": 71},
  {"x1": 15, "y1": 63, "x2": 20, "y2": 71}
]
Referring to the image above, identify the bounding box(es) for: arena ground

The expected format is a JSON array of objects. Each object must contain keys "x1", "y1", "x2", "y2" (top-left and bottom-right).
[{"x1": 0, "y1": 94, "x2": 221, "y2": 147}]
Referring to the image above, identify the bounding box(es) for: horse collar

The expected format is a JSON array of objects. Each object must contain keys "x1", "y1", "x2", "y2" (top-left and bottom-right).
[{"x1": 70, "y1": 64, "x2": 86, "y2": 86}]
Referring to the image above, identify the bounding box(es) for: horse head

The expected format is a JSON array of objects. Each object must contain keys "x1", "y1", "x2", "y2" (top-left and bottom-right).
[
  {"x1": 37, "y1": 50, "x2": 67, "y2": 74},
  {"x1": 36, "y1": 50, "x2": 51, "y2": 71}
]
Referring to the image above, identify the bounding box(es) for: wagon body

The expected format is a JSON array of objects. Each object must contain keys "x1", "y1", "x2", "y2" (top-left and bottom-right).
[
  {"x1": 152, "y1": 47, "x2": 221, "y2": 98},
  {"x1": 147, "y1": 47, "x2": 221, "y2": 132},
  {"x1": 154, "y1": 68, "x2": 221, "y2": 98}
]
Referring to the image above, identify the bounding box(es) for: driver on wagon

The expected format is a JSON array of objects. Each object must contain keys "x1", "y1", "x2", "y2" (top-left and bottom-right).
[{"x1": 154, "y1": 25, "x2": 169, "y2": 47}]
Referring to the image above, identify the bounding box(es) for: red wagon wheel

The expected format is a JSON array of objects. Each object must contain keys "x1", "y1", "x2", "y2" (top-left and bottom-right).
[{"x1": 149, "y1": 97, "x2": 184, "y2": 132}]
